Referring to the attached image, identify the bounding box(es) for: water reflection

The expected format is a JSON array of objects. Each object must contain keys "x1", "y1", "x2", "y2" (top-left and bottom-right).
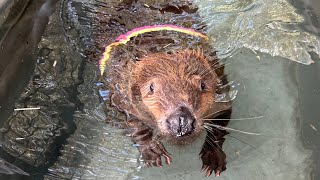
[{"x1": 194, "y1": 0, "x2": 320, "y2": 64}]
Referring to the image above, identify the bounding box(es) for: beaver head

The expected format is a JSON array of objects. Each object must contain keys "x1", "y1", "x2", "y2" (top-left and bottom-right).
[{"x1": 132, "y1": 49, "x2": 219, "y2": 144}]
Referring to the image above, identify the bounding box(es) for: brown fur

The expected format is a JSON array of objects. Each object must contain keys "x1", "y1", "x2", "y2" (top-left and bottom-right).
[
  {"x1": 132, "y1": 49, "x2": 218, "y2": 143},
  {"x1": 104, "y1": 47, "x2": 231, "y2": 176}
]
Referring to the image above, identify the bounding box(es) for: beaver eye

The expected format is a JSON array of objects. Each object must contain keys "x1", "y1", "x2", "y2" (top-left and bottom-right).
[
  {"x1": 200, "y1": 80, "x2": 206, "y2": 91},
  {"x1": 149, "y1": 83, "x2": 154, "y2": 94}
]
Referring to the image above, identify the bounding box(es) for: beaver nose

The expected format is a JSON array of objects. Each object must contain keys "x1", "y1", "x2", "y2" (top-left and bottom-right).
[{"x1": 166, "y1": 107, "x2": 196, "y2": 137}]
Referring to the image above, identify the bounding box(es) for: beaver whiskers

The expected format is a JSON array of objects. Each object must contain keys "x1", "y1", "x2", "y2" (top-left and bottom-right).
[
  {"x1": 202, "y1": 115, "x2": 264, "y2": 121},
  {"x1": 204, "y1": 123, "x2": 262, "y2": 136}
]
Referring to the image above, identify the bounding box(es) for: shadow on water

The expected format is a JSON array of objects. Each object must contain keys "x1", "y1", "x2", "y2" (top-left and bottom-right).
[
  {"x1": 297, "y1": 54, "x2": 320, "y2": 179},
  {"x1": 290, "y1": 0, "x2": 320, "y2": 178},
  {"x1": 0, "y1": 0, "x2": 319, "y2": 179}
]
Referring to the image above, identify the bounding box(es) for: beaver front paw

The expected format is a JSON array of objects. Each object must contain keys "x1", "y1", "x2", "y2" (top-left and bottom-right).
[
  {"x1": 139, "y1": 141, "x2": 172, "y2": 167},
  {"x1": 200, "y1": 147, "x2": 226, "y2": 177}
]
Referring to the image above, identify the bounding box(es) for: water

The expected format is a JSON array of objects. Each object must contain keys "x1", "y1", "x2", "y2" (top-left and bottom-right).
[
  {"x1": 194, "y1": 0, "x2": 320, "y2": 64},
  {"x1": 0, "y1": 0, "x2": 319, "y2": 179}
]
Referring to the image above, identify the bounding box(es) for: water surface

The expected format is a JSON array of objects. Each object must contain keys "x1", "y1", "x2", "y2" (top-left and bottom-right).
[{"x1": 0, "y1": 0, "x2": 319, "y2": 179}]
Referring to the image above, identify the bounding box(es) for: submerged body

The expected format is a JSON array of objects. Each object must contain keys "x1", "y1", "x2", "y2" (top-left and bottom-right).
[
  {"x1": 103, "y1": 46, "x2": 231, "y2": 176},
  {"x1": 95, "y1": 0, "x2": 231, "y2": 177}
]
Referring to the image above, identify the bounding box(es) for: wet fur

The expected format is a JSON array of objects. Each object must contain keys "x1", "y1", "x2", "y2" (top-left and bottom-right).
[
  {"x1": 106, "y1": 48, "x2": 231, "y2": 176},
  {"x1": 133, "y1": 50, "x2": 218, "y2": 143}
]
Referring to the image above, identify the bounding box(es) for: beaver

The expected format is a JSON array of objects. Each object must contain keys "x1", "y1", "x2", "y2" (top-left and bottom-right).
[{"x1": 102, "y1": 45, "x2": 231, "y2": 177}]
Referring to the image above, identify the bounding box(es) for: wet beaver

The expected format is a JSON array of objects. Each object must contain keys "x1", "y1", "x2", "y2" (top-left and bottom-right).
[
  {"x1": 89, "y1": 0, "x2": 231, "y2": 177},
  {"x1": 102, "y1": 44, "x2": 231, "y2": 177}
]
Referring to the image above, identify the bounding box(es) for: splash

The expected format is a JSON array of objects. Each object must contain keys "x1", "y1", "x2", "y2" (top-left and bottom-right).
[{"x1": 98, "y1": 24, "x2": 208, "y2": 75}]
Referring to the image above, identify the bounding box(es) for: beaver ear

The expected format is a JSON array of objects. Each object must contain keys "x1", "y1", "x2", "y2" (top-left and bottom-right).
[{"x1": 131, "y1": 83, "x2": 142, "y2": 102}]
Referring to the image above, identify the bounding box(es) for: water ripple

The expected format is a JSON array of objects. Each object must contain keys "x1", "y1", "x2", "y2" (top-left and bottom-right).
[{"x1": 194, "y1": 0, "x2": 320, "y2": 64}]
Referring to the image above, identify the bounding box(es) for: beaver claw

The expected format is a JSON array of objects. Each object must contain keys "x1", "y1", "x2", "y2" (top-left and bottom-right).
[
  {"x1": 140, "y1": 141, "x2": 172, "y2": 167},
  {"x1": 200, "y1": 147, "x2": 226, "y2": 177}
]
